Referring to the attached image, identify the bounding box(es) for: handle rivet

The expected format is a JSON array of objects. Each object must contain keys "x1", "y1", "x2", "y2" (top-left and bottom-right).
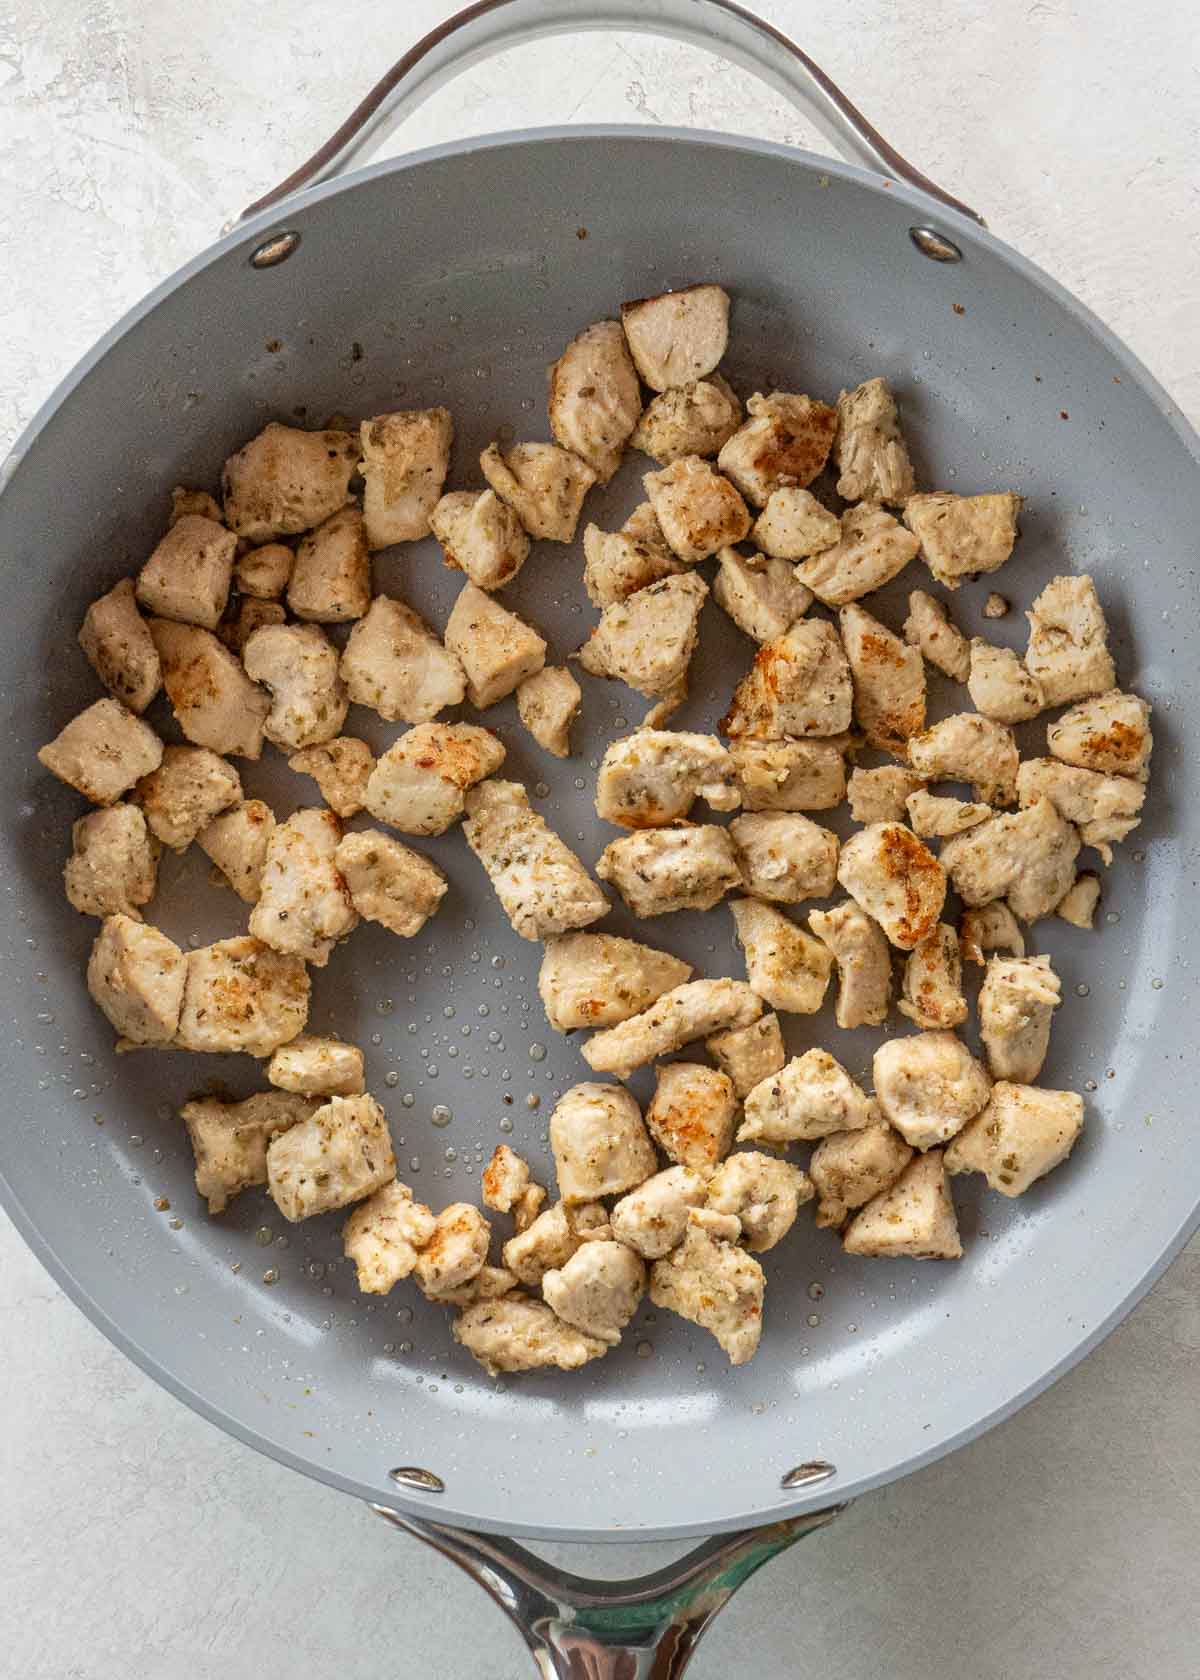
[
  {"x1": 781, "y1": 1461, "x2": 836, "y2": 1489},
  {"x1": 250, "y1": 231, "x2": 302, "y2": 269},
  {"x1": 909, "y1": 226, "x2": 963, "y2": 263},
  {"x1": 389, "y1": 1465, "x2": 446, "y2": 1493}
]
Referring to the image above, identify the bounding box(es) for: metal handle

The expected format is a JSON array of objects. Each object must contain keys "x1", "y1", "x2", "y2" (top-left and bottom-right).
[
  {"x1": 373, "y1": 1500, "x2": 846, "y2": 1678},
  {"x1": 235, "y1": 0, "x2": 983, "y2": 228}
]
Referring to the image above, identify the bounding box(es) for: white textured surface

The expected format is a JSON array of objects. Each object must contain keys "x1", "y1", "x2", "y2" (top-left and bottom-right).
[{"x1": 1, "y1": 3, "x2": 1198, "y2": 1675}]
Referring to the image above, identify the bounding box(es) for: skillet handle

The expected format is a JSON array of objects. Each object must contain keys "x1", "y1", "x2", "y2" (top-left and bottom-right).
[
  {"x1": 372, "y1": 1500, "x2": 846, "y2": 1678},
  {"x1": 233, "y1": 0, "x2": 983, "y2": 229}
]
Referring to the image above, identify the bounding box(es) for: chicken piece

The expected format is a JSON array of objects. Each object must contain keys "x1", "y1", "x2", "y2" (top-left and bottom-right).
[
  {"x1": 978, "y1": 954, "x2": 1061, "y2": 1083},
  {"x1": 960, "y1": 902, "x2": 1026, "y2": 966},
  {"x1": 334, "y1": 829, "x2": 447, "y2": 938},
  {"x1": 945, "y1": 1081, "x2": 1084, "y2": 1197},
  {"x1": 174, "y1": 935, "x2": 309, "y2": 1055},
  {"x1": 898, "y1": 924, "x2": 967, "y2": 1030},
  {"x1": 78, "y1": 578, "x2": 162, "y2": 713},
  {"x1": 941, "y1": 796, "x2": 1081, "y2": 921},
  {"x1": 517, "y1": 666, "x2": 581, "y2": 759},
  {"x1": 181, "y1": 1092, "x2": 318, "y2": 1215},
  {"x1": 842, "y1": 1151, "x2": 962, "y2": 1260},
  {"x1": 359, "y1": 408, "x2": 453, "y2": 547},
  {"x1": 848, "y1": 767, "x2": 926, "y2": 825},
  {"x1": 134, "y1": 745, "x2": 240, "y2": 851},
  {"x1": 643, "y1": 455, "x2": 751, "y2": 563},
  {"x1": 170, "y1": 485, "x2": 223, "y2": 525},
  {"x1": 64, "y1": 804, "x2": 159, "y2": 920},
  {"x1": 467, "y1": 785, "x2": 604, "y2": 945},
  {"x1": 502, "y1": 1200, "x2": 609, "y2": 1287},
  {"x1": 1024, "y1": 574, "x2": 1116, "y2": 706},
  {"x1": 249, "y1": 809, "x2": 357, "y2": 967},
  {"x1": 903, "y1": 491, "x2": 1022, "y2": 588},
  {"x1": 596, "y1": 823, "x2": 742, "y2": 917},
  {"x1": 542, "y1": 1241, "x2": 645, "y2": 1345},
  {"x1": 906, "y1": 712, "x2": 1019, "y2": 807},
  {"x1": 444, "y1": 582, "x2": 547, "y2": 708},
  {"x1": 649, "y1": 1209, "x2": 765, "y2": 1365},
  {"x1": 729, "y1": 812, "x2": 838, "y2": 903},
  {"x1": 364, "y1": 722, "x2": 505, "y2": 836},
  {"x1": 267, "y1": 1094, "x2": 395, "y2": 1223},
  {"x1": 1017, "y1": 758, "x2": 1144, "y2": 864},
  {"x1": 645, "y1": 1062, "x2": 737, "y2": 1171},
  {"x1": 581, "y1": 522, "x2": 686, "y2": 608},
  {"x1": 631, "y1": 375, "x2": 742, "y2": 463},
  {"x1": 549, "y1": 1083, "x2": 659, "y2": 1201},
  {"x1": 435, "y1": 1265, "x2": 520, "y2": 1310},
  {"x1": 807, "y1": 900, "x2": 891, "y2": 1028},
  {"x1": 548, "y1": 319, "x2": 642, "y2": 483},
  {"x1": 873, "y1": 1031, "x2": 991, "y2": 1150},
  {"x1": 1047, "y1": 689, "x2": 1153, "y2": 781},
  {"x1": 839, "y1": 603, "x2": 926, "y2": 754},
  {"x1": 795, "y1": 504, "x2": 920, "y2": 606},
  {"x1": 480, "y1": 440, "x2": 596, "y2": 543},
  {"x1": 751, "y1": 488, "x2": 841, "y2": 560},
  {"x1": 809, "y1": 1123, "x2": 914, "y2": 1229},
  {"x1": 833, "y1": 377, "x2": 916, "y2": 505},
  {"x1": 284, "y1": 506, "x2": 371, "y2": 622},
  {"x1": 903, "y1": 589, "x2": 971, "y2": 683},
  {"x1": 582, "y1": 978, "x2": 762, "y2": 1079},
  {"x1": 339, "y1": 595, "x2": 466, "y2": 724},
  {"x1": 242, "y1": 622, "x2": 347, "y2": 751},
  {"x1": 706, "y1": 1013, "x2": 785, "y2": 1099},
  {"x1": 513, "y1": 1183, "x2": 547, "y2": 1233},
  {"x1": 623, "y1": 500, "x2": 667, "y2": 544},
  {"x1": 481, "y1": 1144, "x2": 531, "y2": 1214},
  {"x1": 343, "y1": 1180, "x2": 436, "y2": 1293},
  {"x1": 538, "y1": 932, "x2": 692, "y2": 1033},
  {"x1": 431, "y1": 488, "x2": 531, "y2": 591},
  {"x1": 577, "y1": 573, "x2": 708, "y2": 716},
  {"x1": 720, "y1": 618, "x2": 853, "y2": 740},
  {"x1": 1056, "y1": 872, "x2": 1101, "y2": 929},
  {"x1": 620, "y1": 283, "x2": 729, "y2": 390},
  {"x1": 904, "y1": 790, "x2": 991, "y2": 839},
  {"x1": 39, "y1": 699, "x2": 163, "y2": 806},
  {"x1": 836, "y1": 823, "x2": 946, "y2": 951},
  {"x1": 454, "y1": 1295, "x2": 608, "y2": 1374},
  {"x1": 413, "y1": 1203, "x2": 491, "y2": 1299},
  {"x1": 595, "y1": 731, "x2": 737, "y2": 828},
  {"x1": 197, "y1": 800, "x2": 275, "y2": 903},
  {"x1": 235, "y1": 542, "x2": 294, "y2": 600},
  {"x1": 288, "y1": 736, "x2": 375, "y2": 819},
  {"x1": 221, "y1": 424, "x2": 358, "y2": 541},
  {"x1": 86, "y1": 914, "x2": 185, "y2": 1046},
  {"x1": 268, "y1": 1034, "x2": 365, "y2": 1097},
  {"x1": 610, "y1": 1167, "x2": 708, "y2": 1259},
  {"x1": 218, "y1": 597, "x2": 287, "y2": 654},
  {"x1": 738, "y1": 1048, "x2": 873, "y2": 1147},
  {"x1": 729, "y1": 897, "x2": 834, "y2": 1014},
  {"x1": 148, "y1": 619, "x2": 270, "y2": 760},
  {"x1": 730, "y1": 738, "x2": 846, "y2": 812},
  {"x1": 135, "y1": 514, "x2": 235, "y2": 631},
  {"x1": 712, "y1": 548, "x2": 813, "y2": 643},
  {"x1": 967, "y1": 638, "x2": 1044, "y2": 723},
  {"x1": 717, "y1": 391, "x2": 838, "y2": 506},
  {"x1": 706, "y1": 1151, "x2": 812, "y2": 1252}
]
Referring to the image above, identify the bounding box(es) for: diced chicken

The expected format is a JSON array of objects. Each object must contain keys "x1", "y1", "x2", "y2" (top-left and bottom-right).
[
  {"x1": 288, "y1": 736, "x2": 375, "y2": 819},
  {"x1": 218, "y1": 597, "x2": 287, "y2": 653},
  {"x1": 729, "y1": 811, "x2": 838, "y2": 903},
  {"x1": 706, "y1": 1013, "x2": 785, "y2": 1099},
  {"x1": 582, "y1": 978, "x2": 762, "y2": 1079},
  {"x1": 39, "y1": 699, "x2": 163, "y2": 806},
  {"x1": 436, "y1": 1265, "x2": 520, "y2": 1310},
  {"x1": 739, "y1": 1048, "x2": 874, "y2": 1146},
  {"x1": 463, "y1": 780, "x2": 608, "y2": 940},
  {"x1": 235, "y1": 542, "x2": 294, "y2": 600},
  {"x1": 197, "y1": 800, "x2": 275, "y2": 903},
  {"x1": 960, "y1": 902, "x2": 1026, "y2": 966},
  {"x1": 898, "y1": 924, "x2": 967, "y2": 1030},
  {"x1": 454, "y1": 1294, "x2": 608, "y2": 1374},
  {"x1": 538, "y1": 932, "x2": 692, "y2": 1032},
  {"x1": 480, "y1": 440, "x2": 596, "y2": 542},
  {"x1": 643, "y1": 455, "x2": 751, "y2": 563},
  {"x1": 542, "y1": 1241, "x2": 645, "y2": 1345},
  {"x1": 414, "y1": 1202, "x2": 491, "y2": 1299},
  {"x1": 836, "y1": 822, "x2": 946, "y2": 951},
  {"x1": 1024, "y1": 574, "x2": 1116, "y2": 706},
  {"x1": 809, "y1": 1123, "x2": 914, "y2": 1229},
  {"x1": 729, "y1": 897, "x2": 833, "y2": 1014},
  {"x1": 136, "y1": 514, "x2": 235, "y2": 629},
  {"x1": 148, "y1": 619, "x2": 269, "y2": 759},
  {"x1": 839, "y1": 602, "x2": 925, "y2": 754},
  {"x1": 431, "y1": 488, "x2": 531, "y2": 591},
  {"x1": 906, "y1": 712, "x2": 1019, "y2": 807},
  {"x1": 268, "y1": 1034, "x2": 365, "y2": 1097},
  {"x1": 1047, "y1": 689, "x2": 1153, "y2": 780},
  {"x1": 444, "y1": 582, "x2": 547, "y2": 708},
  {"x1": 285, "y1": 506, "x2": 371, "y2": 622},
  {"x1": 873, "y1": 1030, "x2": 991, "y2": 1150},
  {"x1": 175, "y1": 935, "x2": 309, "y2": 1055},
  {"x1": 833, "y1": 377, "x2": 916, "y2": 506},
  {"x1": 343, "y1": 1180, "x2": 436, "y2": 1293},
  {"x1": 649, "y1": 1209, "x2": 765, "y2": 1365},
  {"x1": 502, "y1": 1200, "x2": 609, "y2": 1286},
  {"x1": 720, "y1": 618, "x2": 853, "y2": 740},
  {"x1": 481, "y1": 1144, "x2": 531, "y2": 1213},
  {"x1": 340, "y1": 595, "x2": 466, "y2": 724},
  {"x1": 807, "y1": 901, "x2": 892, "y2": 1029},
  {"x1": 610, "y1": 1166, "x2": 708, "y2": 1259},
  {"x1": 595, "y1": 731, "x2": 737, "y2": 828},
  {"x1": 64, "y1": 804, "x2": 159, "y2": 920},
  {"x1": 221, "y1": 423, "x2": 358, "y2": 541},
  {"x1": 517, "y1": 666, "x2": 582, "y2": 759},
  {"x1": 78, "y1": 578, "x2": 161, "y2": 713},
  {"x1": 645, "y1": 1061, "x2": 737, "y2": 1171},
  {"x1": 967, "y1": 638, "x2": 1044, "y2": 723},
  {"x1": 513, "y1": 1184, "x2": 547, "y2": 1233},
  {"x1": 365, "y1": 722, "x2": 506, "y2": 836},
  {"x1": 359, "y1": 408, "x2": 453, "y2": 547},
  {"x1": 1056, "y1": 871, "x2": 1101, "y2": 929},
  {"x1": 842, "y1": 1151, "x2": 962, "y2": 1259},
  {"x1": 978, "y1": 954, "x2": 1061, "y2": 1083},
  {"x1": 945, "y1": 1081, "x2": 1084, "y2": 1196},
  {"x1": 620, "y1": 283, "x2": 730, "y2": 391},
  {"x1": 582, "y1": 522, "x2": 686, "y2": 607},
  {"x1": 712, "y1": 548, "x2": 813, "y2": 643},
  {"x1": 717, "y1": 391, "x2": 837, "y2": 506},
  {"x1": 87, "y1": 914, "x2": 186, "y2": 1046},
  {"x1": 795, "y1": 504, "x2": 920, "y2": 606},
  {"x1": 730, "y1": 738, "x2": 846, "y2": 812},
  {"x1": 940, "y1": 796, "x2": 1081, "y2": 921},
  {"x1": 577, "y1": 573, "x2": 708, "y2": 718},
  {"x1": 170, "y1": 485, "x2": 222, "y2": 525},
  {"x1": 751, "y1": 488, "x2": 841, "y2": 560},
  {"x1": 134, "y1": 745, "x2": 240, "y2": 851},
  {"x1": 706, "y1": 1151, "x2": 812, "y2": 1252},
  {"x1": 848, "y1": 767, "x2": 926, "y2": 825},
  {"x1": 267, "y1": 1094, "x2": 396, "y2": 1223},
  {"x1": 250, "y1": 809, "x2": 357, "y2": 967},
  {"x1": 631, "y1": 375, "x2": 742, "y2": 463},
  {"x1": 905, "y1": 790, "x2": 991, "y2": 839},
  {"x1": 548, "y1": 319, "x2": 642, "y2": 483},
  {"x1": 903, "y1": 491, "x2": 1022, "y2": 589},
  {"x1": 550, "y1": 1083, "x2": 659, "y2": 1200},
  {"x1": 334, "y1": 829, "x2": 447, "y2": 938},
  {"x1": 181, "y1": 1092, "x2": 319, "y2": 1215},
  {"x1": 242, "y1": 622, "x2": 348, "y2": 751},
  {"x1": 596, "y1": 823, "x2": 742, "y2": 917},
  {"x1": 623, "y1": 500, "x2": 667, "y2": 544},
  {"x1": 1017, "y1": 757, "x2": 1144, "y2": 864},
  {"x1": 903, "y1": 589, "x2": 971, "y2": 682}
]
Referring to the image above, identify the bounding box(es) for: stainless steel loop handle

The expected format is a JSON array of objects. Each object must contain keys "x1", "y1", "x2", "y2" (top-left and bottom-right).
[{"x1": 236, "y1": 0, "x2": 984, "y2": 227}]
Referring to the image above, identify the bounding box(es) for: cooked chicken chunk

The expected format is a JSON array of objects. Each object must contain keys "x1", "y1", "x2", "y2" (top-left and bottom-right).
[
  {"x1": 549, "y1": 319, "x2": 642, "y2": 483},
  {"x1": 78, "y1": 578, "x2": 162, "y2": 712},
  {"x1": 706, "y1": 1151, "x2": 812, "y2": 1252},
  {"x1": 217, "y1": 597, "x2": 286, "y2": 654},
  {"x1": 136, "y1": 514, "x2": 235, "y2": 629},
  {"x1": 169, "y1": 485, "x2": 222, "y2": 525},
  {"x1": 631, "y1": 374, "x2": 742, "y2": 463},
  {"x1": 512, "y1": 1184, "x2": 547, "y2": 1233},
  {"x1": 1048, "y1": 689, "x2": 1152, "y2": 780},
  {"x1": 873, "y1": 1031, "x2": 991, "y2": 1150},
  {"x1": 236, "y1": 542, "x2": 294, "y2": 600},
  {"x1": 848, "y1": 767, "x2": 926, "y2": 825},
  {"x1": 610, "y1": 1167, "x2": 708, "y2": 1259},
  {"x1": 898, "y1": 923, "x2": 967, "y2": 1030},
  {"x1": 334, "y1": 829, "x2": 447, "y2": 938},
  {"x1": 359, "y1": 408, "x2": 453, "y2": 547},
  {"x1": 649, "y1": 1210, "x2": 765, "y2": 1366},
  {"x1": 135, "y1": 745, "x2": 240, "y2": 851},
  {"x1": 339, "y1": 594, "x2": 466, "y2": 723},
  {"x1": 842, "y1": 1151, "x2": 962, "y2": 1259},
  {"x1": 903, "y1": 589, "x2": 971, "y2": 682},
  {"x1": 538, "y1": 932, "x2": 692, "y2": 1032},
  {"x1": 960, "y1": 901, "x2": 1026, "y2": 966},
  {"x1": 796, "y1": 504, "x2": 920, "y2": 606},
  {"x1": 454, "y1": 1294, "x2": 608, "y2": 1374},
  {"x1": 481, "y1": 1143, "x2": 531, "y2": 1214},
  {"x1": 517, "y1": 666, "x2": 581, "y2": 758},
  {"x1": 739, "y1": 1048, "x2": 874, "y2": 1146},
  {"x1": 595, "y1": 731, "x2": 738, "y2": 827},
  {"x1": 903, "y1": 491, "x2": 1022, "y2": 589},
  {"x1": 577, "y1": 572, "x2": 708, "y2": 718},
  {"x1": 906, "y1": 712, "x2": 1019, "y2": 807},
  {"x1": 343, "y1": 1180, "x2": 436, "y2": 1293},
  {"x1": 945, "y1": 1081, "x2": 1084, "y2": 1197},
  {"x1": 463, "y1": 780, "x2": 608, "y2": 940},
  {"x1": 480, "y1": 440, "x2": 596, "y2": 543},
  {"x1": 1017, "y1": 757, "x2": 1144, "y2": 863},
  {"x1": 643, "y1": 455, "x2": 751, "y2": 563},
  {"x1": 905, "y1": 790, "x2": 991, "y2": 839},
  {"x1": 581, "y1": 521, "x2": 686, "y2": 607},
  {"x1": 1024, "y1": 574, "x2": 1116, "y2": 706},
  {"x1": 807, "y1": 900, "x2": 892, "y2": 1028},
  {"x1": 443, "y1": 583, "x2": 547, "y2": 709},
  {"x1": 550, "y1": 1083, "x2": 658, "y2": 1201},
  {"x1": 431, "y1": 488, "x2": 530, "y2": 592},
  {"x1": 712, "y1": 548, "x2": 813, "y2": 642},
  {"x1": 809, "y1": 1123, "x2": 914, "y2": 1228},
  {"x1": 833, "y1": 377, "x2": 916, "y2": 505},
  {"x1": 436, "y1": 1265, "x2": 520, "y2": 1310},
  {"x1": 285, "y1": 506, "x2": 371, "y2": 622},
  {"x1": 87, "y1": 914, "x2": 185, "y2": 1046},
  {"x1": 149, "y1": 619, "x2": 270, "y2": 760},
  {"x1": 729, "y1": 811, "x2": 838, "y2": 903},
  {"x1": 39, "y1": 698, "x2": 163, "y2": 806},
  {"x1": 250, "y1": 809, "x2": 357, "y2": 966},
  {"x1": 502, "y1": 1200, "x2": 609, "y2": 1286},
  {"x1": 288, "y1": 736, "x2": 375, "y2": 819},
  {"x1": 645, "y1": 1061, "x2": 737, "y2": 1171},
  {"x1": 268, "y1": 1034, "x2": 365, "y2": 1097},
  {"x1": 729, "y1": 897, "x2": 833, "y2": 1014},
  {"x1": 717, "y1": 391, "x2": 837, "y2": 506},
  {"x1": 197, "y1": 800, "x2": 275, "y2": 903},
  {"x1": 751, "y1": 488, "x2": 841, "y2": 560},
  {"x1": 174, "y1": 934, "x2": 309, "y2": 1055},
  {"x1": 839, "y1": 602, "x2": 926, "y2": 754},
  {"x1": 413, "y1": 1202, "x2": 491, "y2": 1299},
  {"x1": 267, "y1": 1094, "x2": 395, "y2": 1223},
  {"x1": 181, "y1": 1092, "x2": 318, "y2": 1215},
  {"x1": 978, "y1": 954, "x2": 1061, "y2": 1083},
  {"x1": 620, "y1": 283, "x2": 730, "y2": 391},
  {"x1": 64, "y1": 804, "x2": 159, "y2": 920},
  {"x1": 940, "y1": 796, "x2": 1081, "y2": 921},
  {"x1": 836, "y1": 822, "x2": 946, "y2": 951},
  {"x1": 706, "y1": 1013, "x2": 785, "y2": 1099},
  {"x1": 221, "y1": 424, "x2": 357, "y2": 541},
  {"x1": 730, "y1": 738, "x2": 846, "y2": 812},
  {"x1": 967, "y1": 638, "x2": 1044, "y2": 723},
  {"x1": 582, "y1": 978, "x2": 762, "y2": 1079},
  {"x1": 542, "y1": 1241, "x2": 645, "y2": 1345},
  {"x1": 365, "y1": 722, "x2": 505, "y2": 836},
  {"x1": 1056, "y1": 871, "x2": 1101, "y2": 929},
  {"x1": 596, "y1": 823, "x2": 742, "y2": 917},
  {"x1": 720, "y1": 618, "x2": 853, "y2": 740}
]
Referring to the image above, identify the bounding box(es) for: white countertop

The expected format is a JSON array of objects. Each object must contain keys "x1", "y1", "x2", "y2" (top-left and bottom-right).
[{"x1": 2, "y1": 3, "x2": 1198, "y2": 1675}]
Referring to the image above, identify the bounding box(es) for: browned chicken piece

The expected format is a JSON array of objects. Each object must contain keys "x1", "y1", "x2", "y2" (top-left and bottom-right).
[
  {"x1": 978, "y1": 954, "x2": 1061, "y2": 1082},
  {"x1": 645, "y1": 1061, "x2": 737, "y2": 1172},
  {"x1": 945, "y1": 1082, "x2": 1084, "y2": 1196},
  {"x1": 810, "y1": 1123, "x2": 914, "y2": 1229},
  {"x1": 581, "y1": 521, "x2": 687, "y2": 607},
  {"x1": 235, "y1": 542, "x2": 294, "y2": 600},
  {"x1": 149, "y1": 619, "x2": 270, "y2": 759},
  {"x1": 903, "y1": 491, "x2": 1022, "y2": 589},
  {"x1": 359, "y1": 408, "x2": 453, "y2": 547},
  {"x1": 339, "y1": 595, "x2": 466, "y2": 724},
  {"x1": 64, "y1": 804, "x2": 159, "y2": 920},
  {"x1": 738, "y1": 1048, "x2": 875, "y2": 1146},
  {"x1": 1055, "y1": 872, "x2": 1101, "y2": 929},
  {"x1": 1047, "y1": 689, "x2": 1152, "y2": 780},
  {"x1": 729, "y1": 897, "x2": 834, "y2": 1014},
  {"x1": 729, "y1": 811, "x2": 838, "y2": 903},
  {"x1": 839, "y1": 602, "x2": 926, "y2": 754},
  {"x1": 650, "y1": 1209, "x2": 765, "y2": 1365},
  {"x1": 550, "y1": 1083, "x2": 659, "y2": 1201},
  {"x1": 39, "y1": 698, "x2": 163, "y2": 806},
  {"x1": 596, "y1": 824, "x2": 742, "y2": 918},
  {"x1": 967, "y1": 638, "x2": 1044, "y2": 723},
  {"x1": 795, "y1": 504, "x2": 920, "y2": 606},
  {"x1": 267, "y1": 1096, "x2": 395, "y2": 1224},
  {"x1": 577, "y1": 572, "x2": 708, "y2": 720},
  {"x1": 268, "y1": 1034, "x2": 364, "y2": 1098},
  {"x1": 480, "y1": 440, "x2": 596, "y2": 542},
  {"x1": 610, "y1": 1167, "x2": 709, "y2": 1259},
  {"x1": 905, "y1": 790, "x2": 991, "y2": 839},
  {"x1": 706, "y1": 1012, "x2": 786, "y2": 1099},
  {"x1": 169, "y1": 485, "x2": 223, "y2": 525},
  {"x1": 197, "y1": 800, "x2": 275, "y2": 903},
  {"x1": 174, "y1": 934, "x2": 309, "y2": 1055},
  {"x1": 595, "y1": 731, "x2": 738, "y2": 827},
  {"x1": 287, "y1": 506, "x2": 371, "y2": 621},
  {"x1": 984, "y1": 592, "x2": 1009, "y2": 618},
  {"x1": 343, "y1": 1180, "x2": 437, "y2": 1293},
  {"x1": 78, "y1": 578, "x2": 162, "y2": 713},
  {"x1": 543, "y1": 1242, "x2": 646, "y2": 1345},
  {"x1": 712, "y1": 548, "x2": 813, "y2": 643},
  {"x1": 582, "y1": 978, "x2": 762, "y2": 1080},
  {"x1": 630, "y1": 375, "x2": 742, "y2": 463},
  {"x1": 135, "y1": 745, "x2": 240, "y2": 851},
  {"x1": 620, "y1": 283, "x2": 730, "y2": 391},
  {"x1": 1024, "y1": 574, "x2": 1116, "y2": 706},
  {"x1": 720, "y1": 618, "x2": 853, "y2": 739},
  {"x1": 706, "y1": 1151, "x2": 812, "y2": 1252},
  {"x1": 833, "y1": 377, "x2": 916, "y2": 506},
  {"x1": 221, "y1": 423, "x2": 358, "y2": 541},
  {"x1": 643, "y1": 455, "x2": 752, "y2": 563},
  {"x1": 502, "y1": 1200, "x2": 609, "y2": 1287},
  {"x1": 906, "y1": 712, "x2": 1019, "y2": 807},
  {"x1": 1016, "y1": 759, "x2": 1143, "y2": 864},
  {"x1": 481, "y1": 1144, "x2": 532, "y2": 1214},
  {"x1": 903, "y1": 589, "x2": 971, "y2": 682},
  {"x1": 941, "y1": 797, "x2": 1081, "y2": 923},
  {"x1": 718, "y1": 391, "x2": 837, "y2": 506},
  {"x1": 288, "y1": 736, "x2": 375, "y2": 819},
  {"x1": 182, "y1": 1092, "x2": 319, "y2": 1216},
  {"x1": 842, "y1": 1152, "x2": 962, "y2": 1259},
  {"x1": 250, "y1": 808, "x2": 357, "y2": 967},
  {"x1": 463, "y1": 780, "x2": 608, "y2": 940},
  {"x1": 218, "y1": 598, "x2": 287, "y2": 654},
  {"x1": 960, "y1": 901, "x2": 1026, "y2": 966},
  {"x1": 808, "y1": 900, "x2": 892, "y2": 1028},
  {"x1": 444, "y1": 582, "x2": 547, "y2": 708},
  {"x1": 836, "y1": 822, "x2": 946, "y2": 950},
  {"x1": 136, "y1": 514, "x2": 235, "y2": 630},
  {"x1": 538, "y1": 932, "x2": 692, "y2": 1032},
  {"x1": 364, "y1": 722, "x2": 505, "y2": 836},
  {"x1": 730, "y1": 738, "x2": 846, "y2": 812},
  {"x1": 454, "y1": 1295, "x2": 608, "y2": 1375},
  {"x1": 431, "y1": 489, "x2": 531, "y2": 591},
  {"x1": 873, "y1": 1030, "x2": 991, "y2": 1150},
  {"x1": 335, "y1": 830, "x2": 448, "y2": 939},
  {"x1": 413, "y1": 1203, "x2": 492, "y2": 1300},
  {"x1": 751, "y1": 488, "x2": 841, "y2": 560},
  {"x1": 243, "y1": 622, "x2": 349, "y2": 750},
  {"x1": 848, "y1": 767, "x2": 926, "y2": 825},
  {"x1": 514, "y1": 666, "x2": 581, "y2": 759},
  {"x1": 549, "y1": 319, "x2": 643, "y2": 483},
  {"x1": 898, "y1": 923, "x2": 967, "y2": 1030},
  {"x1": 87, "y1": 914, "x2": 186, "y2": 1046}
]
